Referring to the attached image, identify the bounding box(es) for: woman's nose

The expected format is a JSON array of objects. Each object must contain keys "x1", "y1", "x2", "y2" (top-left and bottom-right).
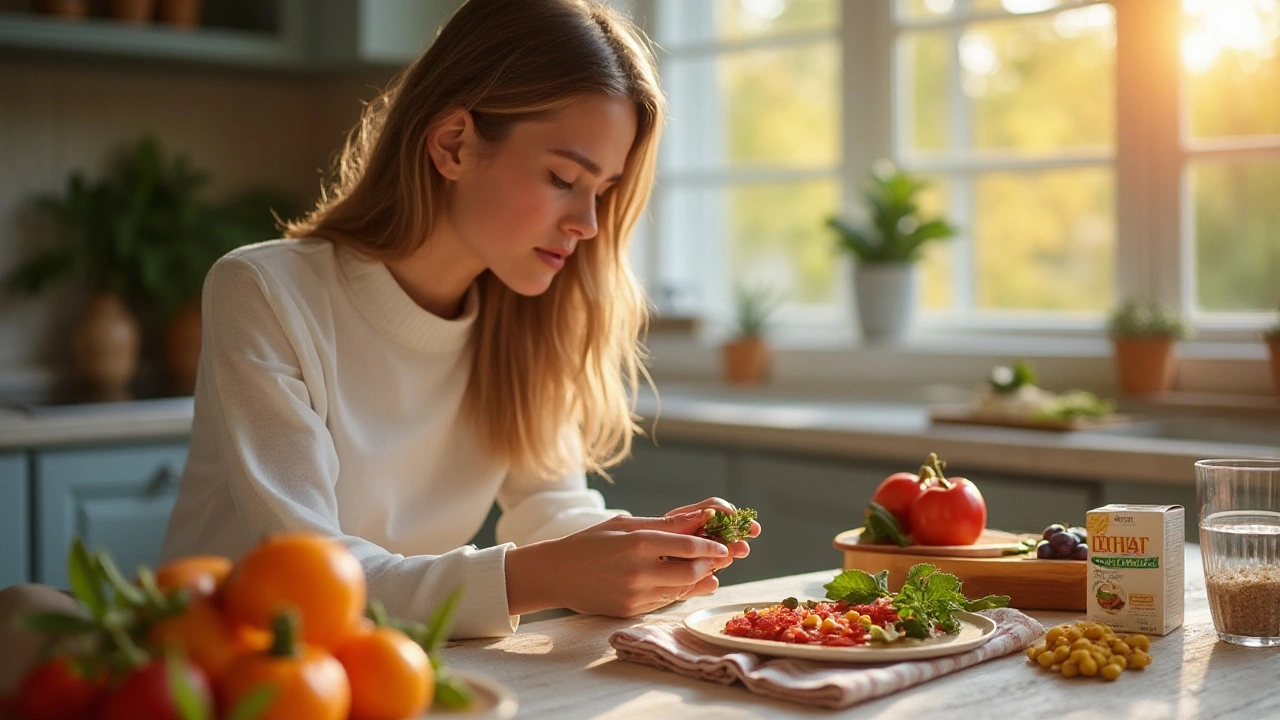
[{"x1": 561, "y1": 198, "x2": 599, "y2": 240}]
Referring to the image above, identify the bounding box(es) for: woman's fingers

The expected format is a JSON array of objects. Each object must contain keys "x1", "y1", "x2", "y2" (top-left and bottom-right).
[{"x1": 664, "y1": 497, "x2": 736, "y2": 517}]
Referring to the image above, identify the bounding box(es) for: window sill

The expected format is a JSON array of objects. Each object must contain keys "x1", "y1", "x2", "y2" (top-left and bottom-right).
[{"x1": 645, "y1": 330, "x2": 1276, "y2": 398}]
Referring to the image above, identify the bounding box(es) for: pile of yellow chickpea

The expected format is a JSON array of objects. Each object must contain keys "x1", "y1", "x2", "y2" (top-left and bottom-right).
[{"x1": 1025, "y1": 621, "x2": 1152, "y2": 681}]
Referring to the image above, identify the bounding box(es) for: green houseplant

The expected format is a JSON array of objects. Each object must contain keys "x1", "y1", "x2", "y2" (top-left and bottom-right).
[
  {"x1": 1106, "y1": 299, "x2": 1189, "y2": 396},
  {"x1": 722, "y1": 283, "x2": 779, "y2": 385},
  {"x1": 827, "y1": 160, "x2": 957, "y2": 342},
  {"x1": 3, "y1": 137, "x2": 209, "y2": 398}
]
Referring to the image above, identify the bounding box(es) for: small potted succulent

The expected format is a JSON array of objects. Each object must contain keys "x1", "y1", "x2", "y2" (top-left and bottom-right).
[
  {"x1": 827, "y1": 160, "x2": 957, "y2": 343},
  {"x1": 721, "y1": 284, "x2": 779, "y2": 385},
  {"x1": 1265, "y1": 303, "x2": 1280, "y2": 397},
  {"x1": 1106, "y1": 299, "x2": 1189, "y2": 396}
]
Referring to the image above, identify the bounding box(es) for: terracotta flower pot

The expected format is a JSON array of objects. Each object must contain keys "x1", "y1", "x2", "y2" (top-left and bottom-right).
[
  {"x1": 109, "y1": 0, "x2": 156, "y2": 24},
  {"x1": 164, "y1": 301, "x2": 203, "y2": 395},
  {"x1": 722, "y1": 337, "x2": 770, "y2": 385},
  {"x1": 71, "y1": 292, "x2": 141, "y2": 400},
  {"x1": 1112, "y1": 337, "x2": 1176, "y2": 396},
  {"x1": 157, "y1": 0, "x2": 203, "y2": 28},
  {"x1": 1268, "y1": 338, "x2": 1280, "y2": 397}
]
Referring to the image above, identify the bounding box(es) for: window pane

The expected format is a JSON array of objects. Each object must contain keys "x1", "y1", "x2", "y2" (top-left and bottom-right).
[
  {"x1": 1191, "y1": 161, "x2": 1280, "y2": 312},
  {"x1": 965, "y1": 7, "x2": 1115, "y2": 151},
  {"x1": 657, "y1": 0, "x2": 836, "y2": 46},
  {"x1": 915, "y1": 175, "x2": 955, "y2": 309},
  {"x1": 900, "y1": 31, "x2": 953, "y2": 152},
  {"x1": 729, "y1": 180, "x2": 841, "y2": 306},
  {"x1": 972, "y1": 168, "x2": 1115, "y2": 311},
  {"x1": 895, "y1": 0, "x2": 956, "y2": 21},
  {"x1": 664, "y1": 43, "x2": 840, "y2": 171},
  {"x1": 1184, "y1": 0, "x2": 1280, "y2": 138}
]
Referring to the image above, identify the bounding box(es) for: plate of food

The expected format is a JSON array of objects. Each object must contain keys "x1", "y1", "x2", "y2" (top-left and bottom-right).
[
  {"x1": 682, "y1": 563, "x2": 1008, "y2": 663},
  {"x1": 683, "y1": 601, "x2": 997, "y2": 662}
]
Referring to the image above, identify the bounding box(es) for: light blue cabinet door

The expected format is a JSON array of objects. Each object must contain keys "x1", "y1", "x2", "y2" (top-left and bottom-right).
[
  {"x1": 35, "y1": 443, "x2": 188, "y2": 589},
  {"x1": 0, "y1": 452, "x2": 29, "y2": 588},
  {"x1": 590, "y1": 441, "x2": 732, "y2": 518}
]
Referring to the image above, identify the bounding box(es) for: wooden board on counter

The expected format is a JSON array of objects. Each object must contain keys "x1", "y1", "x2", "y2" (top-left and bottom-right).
[
  {"x1": 835, "y1": 531, "x2": 1087, "y2": 611},
  {"x1": 928, "y1": 404, "x2": 1134, "y2": 432}
]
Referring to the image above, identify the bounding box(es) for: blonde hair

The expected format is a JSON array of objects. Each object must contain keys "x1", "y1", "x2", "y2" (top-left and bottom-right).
[{"x1": 287, "y1": 0, "x2": 664, "y2": 479}]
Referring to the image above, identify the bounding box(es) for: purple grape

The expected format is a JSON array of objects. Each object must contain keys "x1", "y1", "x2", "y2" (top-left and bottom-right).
[
  {"x1": 1042, "y1": 523, "x2": 1066, "y2": 541},
  {"x1": 1049, "y1": 531, "x2": 1078, "y2": 558},
  {"x1": 1068, "y1": 526, "x2": 1088, "y2": 542},
  {"x1": 1036, "y1": 540, "x2": 1053, "y2": 559},
  {"x1": 1071, "y1": 544, "x2": 1089, "y2": 561}
]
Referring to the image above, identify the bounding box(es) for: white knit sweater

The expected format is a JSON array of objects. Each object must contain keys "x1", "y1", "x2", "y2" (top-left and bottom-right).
[{"x1": 161, "y1": 238, "x2": 622, "y2": 638}]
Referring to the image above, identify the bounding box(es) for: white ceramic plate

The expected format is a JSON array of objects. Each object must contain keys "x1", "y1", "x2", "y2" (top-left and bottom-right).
[
  {"x1": 683, "y1": 603, "x2": 998, "y2": 663},
  {"x1": 429, "y1": 670, "x2": 518, "y2": 719}
]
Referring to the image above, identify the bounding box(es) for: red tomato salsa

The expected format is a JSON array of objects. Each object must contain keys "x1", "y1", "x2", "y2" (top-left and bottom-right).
[{"x1": 723, "y1": 597, "x2": 901, "y2": 647}]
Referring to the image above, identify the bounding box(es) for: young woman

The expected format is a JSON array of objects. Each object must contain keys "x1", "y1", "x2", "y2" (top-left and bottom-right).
[{"x1": 154, "y1": 0, "x2": 759, "y2": 640}]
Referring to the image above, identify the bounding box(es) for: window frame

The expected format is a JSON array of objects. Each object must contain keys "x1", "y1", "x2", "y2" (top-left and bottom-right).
[{"x1": 630, "y1": 0, "x2": 1276, "y2": 392}]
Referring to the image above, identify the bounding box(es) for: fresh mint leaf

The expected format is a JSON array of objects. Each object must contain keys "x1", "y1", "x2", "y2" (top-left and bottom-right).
[
  {"x1": 433, "y1": 670, "x2": 473, "y2": 710},
  {"x1": 823, "y1": 568, "x2": 890, "y2": 605},
  {"x1": 423, "y1": 587, "x2": 464, "y2": 655},
  {"x1": 964, "y1": 595, "x2": 1011, "y2": 612}
]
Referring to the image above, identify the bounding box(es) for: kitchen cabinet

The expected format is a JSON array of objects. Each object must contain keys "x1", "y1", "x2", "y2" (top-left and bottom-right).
[
  {"x1": 590, "y1": 441, "x2": 732, "y2": 518},
  {"x1": 0, "y1": 0, "x2": 462, "y2": 72},
  {"x1": 34, "y1": 442, "x2": 188, "y2": 589},
  {"x1": 0, "y1": 453, "x2": 29, "y2": 588}
]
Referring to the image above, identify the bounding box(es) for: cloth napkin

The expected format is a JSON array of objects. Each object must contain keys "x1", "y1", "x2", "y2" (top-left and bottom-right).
[{"x1": 608, "y1": 607, "x2": 1044, "y2": 710}]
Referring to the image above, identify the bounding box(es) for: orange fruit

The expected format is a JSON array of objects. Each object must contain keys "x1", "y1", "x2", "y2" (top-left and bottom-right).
[
  {"x1": 222, "y1": 533, "x2": 367, "y2": 650},
  {"x1": 154, "y1": 555, "x2": 233, "y2": 599},
  {"x1": 336, "y1": 626, "x2": 433, "y2": 720},
  {"x1": 218, "y1": 613, "x2": 351, "y2": 720},
  {"x1": 149, "y1": 596, "x2": 268, "y2": 682}
]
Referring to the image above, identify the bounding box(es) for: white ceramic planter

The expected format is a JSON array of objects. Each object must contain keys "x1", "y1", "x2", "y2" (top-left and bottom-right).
[{"x1": 853, "y1": 262, "x2": 918, "y2": 342}]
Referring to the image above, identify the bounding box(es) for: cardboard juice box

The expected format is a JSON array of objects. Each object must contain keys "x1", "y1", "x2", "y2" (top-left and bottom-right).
[{"x1": 1086, "y1": 504, "x2": 1185, "y2": 635}]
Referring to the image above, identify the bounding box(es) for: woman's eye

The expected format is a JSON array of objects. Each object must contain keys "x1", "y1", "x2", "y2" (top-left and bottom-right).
[{"x1": 549, "y1": 172, "x2": 573, "y2": 190}]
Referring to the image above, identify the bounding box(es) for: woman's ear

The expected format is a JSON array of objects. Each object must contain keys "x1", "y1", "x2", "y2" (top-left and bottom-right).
[{"x1": 427, "y1": 107, "x2": 475, "y2": 180}]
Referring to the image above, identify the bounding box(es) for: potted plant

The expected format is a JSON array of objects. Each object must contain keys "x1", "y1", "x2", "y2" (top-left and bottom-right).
[
  {"x1": 1265, "y1": 304, "x2": 1280, "y2": 397},
  {"x1": 721, "y1": 284, "x2": 779, "y2": 385},
  {"x1": 1106, "y1": 299, "x2": 1189, "y2": 396},
  {"x1": 3, "y1": 150, "x2": 167, "y2": 399},
  {"x1": 827, "y1": 160, "x2": 957, "y2": 343}
]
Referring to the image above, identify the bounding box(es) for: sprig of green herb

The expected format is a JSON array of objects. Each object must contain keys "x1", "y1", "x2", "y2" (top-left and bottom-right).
[
  {"x1": 822, "y1": 563, "x2": 1010, "y2": 640},
  {"x1": 858, "y1": 501, "x2": 912, "y2": 547},
  {"x1": 700, "y1": 508, "x2": 758, "y2": 544}
]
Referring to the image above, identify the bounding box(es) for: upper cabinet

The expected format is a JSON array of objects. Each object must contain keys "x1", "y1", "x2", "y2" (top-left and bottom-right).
[{"x1": 0, "y1": 0, "x2": 464, "y2": 72}]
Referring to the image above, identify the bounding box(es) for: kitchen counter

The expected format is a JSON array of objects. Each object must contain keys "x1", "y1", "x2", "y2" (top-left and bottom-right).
[
  {"x1": 1, "y1": 386, "x2": 1276, "y2": 487},
  {"x1": 0, "y1": 395, "x2": 193, "y2": 449},
  {"x1": 448, "y1": 544, "x2": 1273, "y2": 719}
]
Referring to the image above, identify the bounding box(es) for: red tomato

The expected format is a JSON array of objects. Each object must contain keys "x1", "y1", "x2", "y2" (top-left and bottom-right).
[
  {"x1": 97, "y1": 658, "x2": 213, "y2": 720},
  {"x1": 909, "y1": 476, "x2": 987, "y2": 546},
  {"x1": 8, "y1": 656, "x2": 103, "y2": 720},
  {"x1": 869, "y1": 471, "x2": 926, "y2": 532}
]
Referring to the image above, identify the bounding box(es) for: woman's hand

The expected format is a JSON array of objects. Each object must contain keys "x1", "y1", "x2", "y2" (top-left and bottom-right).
[
  {"x1": 505, "y1": 511, "x2": 732, "y2": 617},
  {"x1": 665, "y1": 497, "x2": 762, "y2": 564}
]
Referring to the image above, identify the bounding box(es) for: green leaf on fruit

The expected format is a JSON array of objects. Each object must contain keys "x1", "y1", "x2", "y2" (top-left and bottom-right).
[
  {"x1": 859, "y1": 501, "x2": 912, "y2": 547},
  {"x1": 68, "y1": 538, "x2": 107, "y2": 620},
  {"x1": 18, "y1": 611, "x2": 99, "y2": 635},
  {"x1": 224, "y1": 683, "x2": 276, "y2": 720}
]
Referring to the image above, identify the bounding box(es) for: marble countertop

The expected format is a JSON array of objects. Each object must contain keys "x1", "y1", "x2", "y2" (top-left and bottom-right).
[{"x1": 2, "y1": 386, "x2": 1276, "y2": 487}]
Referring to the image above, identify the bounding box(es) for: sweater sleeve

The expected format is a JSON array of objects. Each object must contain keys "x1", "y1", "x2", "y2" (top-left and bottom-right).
[
  {"x1": 200, "y1": 256, "x2": 516, "y2": 639},
  {"x1": 493, "y1": 432, "x2": 629, "y2": 546}
]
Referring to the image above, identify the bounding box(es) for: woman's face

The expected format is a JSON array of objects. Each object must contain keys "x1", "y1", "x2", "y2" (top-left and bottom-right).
[{"x1": 447, "y1": 94, "x2": 638, "y2": 296}]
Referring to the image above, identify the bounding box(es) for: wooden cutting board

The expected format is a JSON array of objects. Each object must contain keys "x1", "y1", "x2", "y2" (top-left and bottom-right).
[
  {"x1": 833, "y1": 529, "x2": 1087, "y2": 611},
  {"x1": 928, "y1": 403, "x2": 1133, "y2": 432}
]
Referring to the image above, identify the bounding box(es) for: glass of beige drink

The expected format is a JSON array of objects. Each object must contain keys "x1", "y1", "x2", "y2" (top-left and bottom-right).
[{"x1": 1196, "y1": 459, "x2": 1280, "y2": 647}]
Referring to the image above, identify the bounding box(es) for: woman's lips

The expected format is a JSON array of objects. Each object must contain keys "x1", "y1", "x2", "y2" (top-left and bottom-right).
[{"x1": 535, "y1": 248, "x2": 567, "y2": 269}]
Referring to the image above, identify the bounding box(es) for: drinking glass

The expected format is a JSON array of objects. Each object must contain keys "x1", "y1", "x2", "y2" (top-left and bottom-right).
[{"x1": 1196, "y1": 458, "x2": 1280, "y2": 647}]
